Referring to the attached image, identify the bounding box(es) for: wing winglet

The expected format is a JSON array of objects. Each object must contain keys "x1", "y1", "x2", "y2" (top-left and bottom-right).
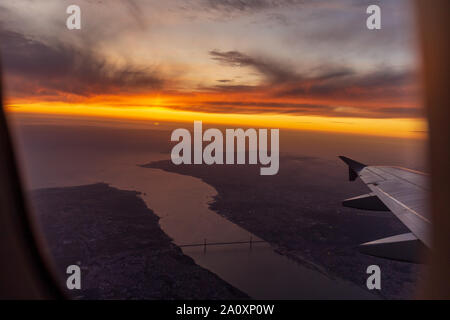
[{"x1": 339, "y1": 156, "x2": 367, "y2": 181}]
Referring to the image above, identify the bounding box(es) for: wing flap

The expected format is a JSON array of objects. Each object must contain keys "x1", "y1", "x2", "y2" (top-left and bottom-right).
[
  {"x1": 367, "y1": 183, "x2": 431, "y2": 247},
  {"x1": 359, "y1": 233, "x2": 426, "y2": 263},
  {"x1": 343, "y1": 193, "x2": 390, "y2": 211}
]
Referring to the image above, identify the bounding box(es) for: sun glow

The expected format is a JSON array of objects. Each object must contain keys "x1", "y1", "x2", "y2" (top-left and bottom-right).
[{"x1": 5, "y1": 99, "x2": 427, "y2": 139}]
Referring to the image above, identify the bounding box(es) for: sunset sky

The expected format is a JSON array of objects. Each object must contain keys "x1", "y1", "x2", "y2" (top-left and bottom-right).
[{"x1": 0, "y1": 0, "x2": 426, "y2": 138}]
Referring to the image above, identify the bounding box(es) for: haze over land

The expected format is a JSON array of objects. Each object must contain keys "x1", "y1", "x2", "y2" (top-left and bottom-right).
[{"x1": 11, "y1": 119, "x2": 425, "y2": 299}]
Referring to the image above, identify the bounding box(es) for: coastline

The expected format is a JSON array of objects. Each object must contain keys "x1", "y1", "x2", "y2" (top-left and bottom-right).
[
  {"x1": 143, "y1": 158, "x2": 422, "y2": 299},
  {"x1": 30, "y1": 183, "x2": 249, "y2": 299}
]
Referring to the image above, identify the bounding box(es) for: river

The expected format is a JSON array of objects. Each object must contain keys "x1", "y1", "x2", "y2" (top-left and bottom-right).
[{"x1": 18, "y1": 141, "x2": 375, "y2": 299}]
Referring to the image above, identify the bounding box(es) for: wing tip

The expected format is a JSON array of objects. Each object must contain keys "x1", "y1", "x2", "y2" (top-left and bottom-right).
[
  {"x1": 338, "y1": 156, "x2": 367, "y2": 181},
  {"x1": 338, "y1": 156, "x2": 367, "y2": 171}
]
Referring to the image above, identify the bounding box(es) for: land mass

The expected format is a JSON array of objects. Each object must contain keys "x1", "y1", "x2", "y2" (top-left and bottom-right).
[
  {"x1": 144, "y1": 156, "x2": 423, "y2": 299},
  {"x1": 31, "y1": 183, "x2": 249, "y2": 299}
]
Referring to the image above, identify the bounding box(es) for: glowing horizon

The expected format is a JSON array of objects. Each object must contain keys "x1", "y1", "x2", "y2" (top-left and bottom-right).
[{"x1": 5, "y1": 99, "x2": 427, "y2": 139}]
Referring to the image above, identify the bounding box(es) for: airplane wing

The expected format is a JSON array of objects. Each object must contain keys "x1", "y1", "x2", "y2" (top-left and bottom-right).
[{"x1": 339, "y1": 156, "x2": 430, "y2": 263}]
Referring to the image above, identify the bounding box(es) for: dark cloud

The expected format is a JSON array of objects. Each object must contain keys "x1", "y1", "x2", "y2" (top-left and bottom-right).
[
  {"x1": 210, "y1": 50, "x2": 354, "y2": 84},
  {"x1": 207, "y1": 84, "x2": 259, "y2": 92},
  {"x1": 163, "y1": 100, "x2": 419, "y2": 119},
  {"x1": 0, "y1": 29, "x2": 165, "y2": 97},
  {"x1": 275, "y1": 68, "x2": 415, "y2": 100},
  {"x1": 200, "y1": 101, "x2": 334, "y2": 114},
  {"x1": 158, "y1": 101, "x2": 331, "y2": 115},
  {"x1": 210, "y1": 50, "x2": 299, "y2": 83},
  {"x1": 209, "y1": 50, "x2": 419, "y2": 117}
]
